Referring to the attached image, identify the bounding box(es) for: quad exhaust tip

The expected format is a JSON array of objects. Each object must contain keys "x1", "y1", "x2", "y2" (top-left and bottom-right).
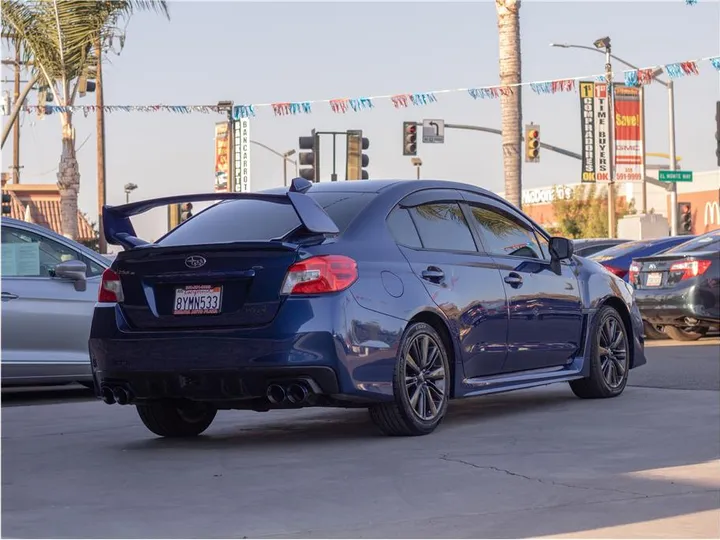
[
  {"x1": 266, "y1": 383, "x2": 286, "y2": 404},
  {"x1": 102, "y1": 385, "x2": 131, "y2": 405},
  {"x1": 286, "y1": 383, "x2": 309, "y2": 404}
]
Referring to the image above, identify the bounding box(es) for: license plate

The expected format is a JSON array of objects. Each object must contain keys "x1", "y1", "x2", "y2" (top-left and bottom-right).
[
  {"x1": 645, "y1": 272, "x2": 662, "y2": 287},
  {"x1": 173, "y1": 285, "x2": 222, "y2": 315}
]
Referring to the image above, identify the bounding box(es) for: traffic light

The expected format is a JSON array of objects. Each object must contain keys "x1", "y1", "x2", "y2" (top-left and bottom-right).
[
  {"x1": 2, "y1": 192, "x2": 11, "y2": 216},
  {"x1": 346, "y1": 130, "x2": 370, "y2": 180},
  {"x1": 403, "y1": 121, "x2": 417, "y2": 156},
  {"x1": 715, "y1": 101, "x2": 719, "y2": 167},
  {"x1": 180, "y1": 202, "x2": 193, "y2": 222},
  {"x1": 678, "y1": 202, "x2": 693, "y2": 235},
  {"x1": 298, "y1": 130, "x2": 320, "y2": 182},
  {"x1": 525, "y1": 124, "x2": 540, "y2": 163}
]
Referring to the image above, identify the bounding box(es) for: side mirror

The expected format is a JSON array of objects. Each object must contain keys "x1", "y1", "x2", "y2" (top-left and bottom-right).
[
  {"x1": 549, "y1": 237, "x2": 574, "y2": 261},
  {"x1": 54, "y1": 260, "x2": 87, "y2": 291}
]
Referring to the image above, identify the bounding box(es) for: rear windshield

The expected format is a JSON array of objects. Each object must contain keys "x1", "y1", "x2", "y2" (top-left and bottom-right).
[
  {"x1": 157, "y1": 192, "x2": 376, "y2": 246},
  {"x1": 664, "y1": 230, "x2": 720, "y2": 253}
]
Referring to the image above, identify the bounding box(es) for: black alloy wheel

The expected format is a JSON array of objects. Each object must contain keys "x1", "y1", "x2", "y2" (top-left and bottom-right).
[
  {"x1": 369, "y1": 322, "x2": 451, "y2": 436},
  {"x1": 570, "y1": 305, "x2": 630, "y2": 399},
  {"x1": 136, "y1": 400, "x2": 217, "y2": 438}
]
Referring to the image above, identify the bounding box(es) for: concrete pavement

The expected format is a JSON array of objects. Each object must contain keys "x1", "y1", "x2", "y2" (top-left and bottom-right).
[{"x1": 2, "y1": 346, "x2": 719, "y2": 538}]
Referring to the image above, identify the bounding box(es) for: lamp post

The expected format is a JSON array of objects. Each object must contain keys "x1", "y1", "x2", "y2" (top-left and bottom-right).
[
  {"x1": 124, "y1": 182, "x2": 138, "y2": 204},
  {"x1": 249, "y1": 140, "x2": 298, "y2": 187},
  {"x1": 411, "y1": 157, "x2": 423, "y2": 180},
  {"x1": 550, "y1": 41, "x2": 677, "y2": 234}
]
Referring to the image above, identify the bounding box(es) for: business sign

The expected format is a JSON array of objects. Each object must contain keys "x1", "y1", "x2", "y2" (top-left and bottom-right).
[
  {"x1": 521, "y1": 185, "x2": 574, "y2": 206},
  {"x1": 214, "y1": 122, "x2": 230, "y2": 193},
  {"x1": 234, "y1": 118, "x2": 251, "y2": 193},
  {"x1": 705, "y1": 200, "x2": 720, "y2": 227},
  {"x1": 579, "y1": 82, "x2": 596, "y2": 183},
  {"x1": 614, "y1": 85, "x2": 643, "y2": 182},
  {"x1": 593, "y1": 83, "x2": 611, "y2": 182}
]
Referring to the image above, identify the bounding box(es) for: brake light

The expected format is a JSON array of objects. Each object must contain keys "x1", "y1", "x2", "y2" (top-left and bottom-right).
[
  {"x1": 628, "y1": 262, "x2": 641, "y2": 284},
  {"x1": 668, "y1": 259, "x2": 712, "y2": 281},
  {"x1": 281, "y1": 255, "x2": 358, "y2": 295},
  {"x1": 98, "y1": 268, "x2": 124, "y2": 302},
  {"x1": 602, "y1": 264, "x2": 627, "y2": 279}
]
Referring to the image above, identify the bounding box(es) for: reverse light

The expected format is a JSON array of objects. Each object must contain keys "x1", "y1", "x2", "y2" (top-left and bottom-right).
[
  {"x1": 98, "y1": 268, "x2": 124, "y2": 302},
  {"x1": 628, "y1": 262, "x2": 641, "y2": 284},
  {"x1": 668, "y1": 259, "x2": 712, "y2": 281},
  {"x1": 602, "y1": 264, "x2": 627, "y2": 279},
  {"x1": 281, "y1": 255, "x2": 358, "y2": 295}
]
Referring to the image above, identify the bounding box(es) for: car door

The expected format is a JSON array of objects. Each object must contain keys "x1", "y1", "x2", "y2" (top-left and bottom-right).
[
  {"x1": 1, "y1": 224, "x2": 105, "y2": 383},
  {"x1": 390, "y1": 189, "x2": 509, "y2": 378},
  {"x1": 460, "y1": 194, "x2": 583, "y2": 373}
]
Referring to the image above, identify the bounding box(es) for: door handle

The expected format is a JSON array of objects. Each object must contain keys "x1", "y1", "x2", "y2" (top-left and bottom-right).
[
  {"x1": 421, "y1": 266, "x2": 445, "y2": 282},
  {"x1": 504, "y1": 273, "x2": 523, "y2": 287},
  {"x1": 1, "y1": 292, "x2": 19, "y2": 301}
]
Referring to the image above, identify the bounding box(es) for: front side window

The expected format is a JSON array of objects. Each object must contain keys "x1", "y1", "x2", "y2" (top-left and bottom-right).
[
  {"x1": 1, "y1": 227, "x2": 81, "y2": 277},
  {"x1": 466, "y1": 204, "x2": 542, "y2": 259},
  {"x1": 408, "y1": 203, "x2": 477, "y2": 252}
]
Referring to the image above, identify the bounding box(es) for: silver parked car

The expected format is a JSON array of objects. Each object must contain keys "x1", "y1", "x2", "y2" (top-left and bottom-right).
[{"x1": 1, "y1": 217, "x2": 110, "y2": 387}]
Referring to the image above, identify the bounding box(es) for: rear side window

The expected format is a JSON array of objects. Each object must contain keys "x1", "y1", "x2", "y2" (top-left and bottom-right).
[
  {"x1": 157, "y1": 192, "x2": 376, "y2": 246},
  {"x1": 408, "y1": 203, "x2": 477, "y2": 252},
  {"x1": 386, "y1": 208, "x2": 422, "y2": 248}
]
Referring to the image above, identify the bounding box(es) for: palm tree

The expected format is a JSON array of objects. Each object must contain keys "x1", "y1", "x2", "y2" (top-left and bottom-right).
[
  {"x1": 1, "y1": 0, "x2": 169, "y2": 240},
  {"x1": 495, "y1": 0, "x2": 522, "y2": 209}
]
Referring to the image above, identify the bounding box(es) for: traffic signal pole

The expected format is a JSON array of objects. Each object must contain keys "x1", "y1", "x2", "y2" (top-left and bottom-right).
[{"x1": 668, "y1": 81, "x2": 678, "y2": 237}]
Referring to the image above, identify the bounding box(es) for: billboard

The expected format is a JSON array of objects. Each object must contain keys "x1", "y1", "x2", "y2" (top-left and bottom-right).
[
  {"x1": 614, "y1": 85, "x2": 643, "y2": 182},
  {"x1": 214, "y1": 122, "x2": 230, "y2": 193}
]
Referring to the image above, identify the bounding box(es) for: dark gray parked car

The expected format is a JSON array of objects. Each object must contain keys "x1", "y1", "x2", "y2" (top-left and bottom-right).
[{"x1": 572, "y1": 238, "x2": 631, "y2": 258}]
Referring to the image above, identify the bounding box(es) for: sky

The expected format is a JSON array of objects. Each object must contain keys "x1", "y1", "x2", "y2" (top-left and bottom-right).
[{"x1": 1, "y1": 0, "x2": 719, "y2": 243}]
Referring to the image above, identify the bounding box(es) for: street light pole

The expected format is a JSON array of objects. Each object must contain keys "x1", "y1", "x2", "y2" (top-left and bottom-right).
[
  {"x1": 249, "y1": 140, "x2": 298, "y2": 187},
  {"x1": 599, "y1": 39, "x2": 617, "y2": 239}
]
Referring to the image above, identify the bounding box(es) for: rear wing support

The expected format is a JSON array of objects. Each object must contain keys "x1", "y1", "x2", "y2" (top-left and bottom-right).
[{"x1": 103, "y1": 177, "x2": 339, "y2": 250}]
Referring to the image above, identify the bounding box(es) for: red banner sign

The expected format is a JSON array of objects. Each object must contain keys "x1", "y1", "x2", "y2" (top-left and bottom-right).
[
  {"x1": 214, "y1": 122, "x2": 230, "y2": 193},
  {"x1": 613, "y1": 86, "x2": 643, "y2": 182}
]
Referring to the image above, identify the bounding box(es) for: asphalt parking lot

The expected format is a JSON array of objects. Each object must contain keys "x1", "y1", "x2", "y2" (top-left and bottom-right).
[{"x1": 2, "y1": 338, "x2": 719, "y2": 538}]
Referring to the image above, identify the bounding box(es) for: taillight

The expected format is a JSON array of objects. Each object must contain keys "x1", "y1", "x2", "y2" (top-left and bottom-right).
[
  {"x1": 668, "y1": 259, "x2": 712, "y2": 281},
  {"x1": 98, "y1": 268, "x2": 124, "y2": 302},
  {"x1": 602, "y1": 264, "x2": 627, "y2": 279},
  {"x1": 281, "y1": 255, "x2": 358, "y2": 295},
  {"x1": 628, "y1": 262, "x2": 641, "y2": 284}
]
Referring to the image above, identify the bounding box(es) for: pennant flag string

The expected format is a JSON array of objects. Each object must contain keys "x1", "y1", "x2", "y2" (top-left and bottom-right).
[{"x1": 22, "y1": 55, "x2": 718, "y2": 117}]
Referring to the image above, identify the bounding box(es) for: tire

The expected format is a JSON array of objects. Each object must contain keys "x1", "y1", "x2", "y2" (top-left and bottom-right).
[
  {"x1": 643, "y1": 321, "x2": 668, "y2": 341},
  {"x1": 369, "y1": 322, "x2": 451, "y2": 436},
  {"x1": 136, "y1": 400, "x2": 217, "y2": 438},
  {"x1": 570, "y1": 305, "x2": 630, "y2": 399},
  {"x1": 663, "y1": 325, "x2": 708, "y2": 342}
]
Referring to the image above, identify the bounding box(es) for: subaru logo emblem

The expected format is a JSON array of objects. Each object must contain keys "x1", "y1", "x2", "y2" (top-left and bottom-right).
[{"x1": 185, "y1": 255, "x2": 206, "y2": 269}]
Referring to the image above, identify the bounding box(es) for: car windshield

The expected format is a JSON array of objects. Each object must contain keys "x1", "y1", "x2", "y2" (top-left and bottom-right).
[
  {"x1": 664, "y1": 230, "x2": 720, "y2": 253},
  {"x1": 156, "y1": 191, "x2": 376, "y2": 246},
  {"x1": 589, "y1": 239, "x2": 657, "y2": 260}
]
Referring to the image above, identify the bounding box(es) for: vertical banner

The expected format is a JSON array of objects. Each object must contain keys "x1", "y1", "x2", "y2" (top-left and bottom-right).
[
  {"x1": 214, "y1": 122, "x2": 230, "y2": 193},
  {"x1": 234, "y1": 118, "x2": 251, "y2": 192},
  {"x1": 579, "y1": 81, "x2": 596, "y2": 183},
  {"x1": 593, "y1": 83, "x2": 611, "y2": 182},
  {"x1": 614, "y1": 85, "x2": 643, "y2": 182}
]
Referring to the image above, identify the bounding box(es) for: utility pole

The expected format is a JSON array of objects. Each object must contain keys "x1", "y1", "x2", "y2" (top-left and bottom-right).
[
  {"x1": 96, "y1": 39, "x2": 107, "y2": 254},
  {"x1": 668, "y1": 81, "x2": 678, "y2": 236},
  {"x1": 12, "y1": 40, "x2": 21, "y2": 183}
]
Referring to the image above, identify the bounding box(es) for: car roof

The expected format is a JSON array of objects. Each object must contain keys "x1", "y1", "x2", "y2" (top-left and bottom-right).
[
  {"x1": 260, "y1": 179, "x2": 500, "y2": 198},
  {"x1": 573, "y1": 238, "x2": 628, "y2": 245}
]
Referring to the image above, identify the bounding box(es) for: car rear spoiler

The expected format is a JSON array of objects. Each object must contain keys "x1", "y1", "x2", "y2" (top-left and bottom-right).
[{"x1": 103, "y1": 177, "x2": 340, "y2": 250}]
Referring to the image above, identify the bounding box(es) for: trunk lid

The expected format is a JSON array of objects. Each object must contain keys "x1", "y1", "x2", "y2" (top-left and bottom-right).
[
  {"x1": 114, "y1": 242, "x2": 299, "y2": 330},
  {"x1": 631, "y1": 251, "x2": 718, "y2": 290}
]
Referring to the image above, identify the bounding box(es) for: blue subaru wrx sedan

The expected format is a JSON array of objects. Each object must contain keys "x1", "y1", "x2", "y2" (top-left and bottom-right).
[{"x1": 89, "y1": 178, "x2": 646, "y2": 438}]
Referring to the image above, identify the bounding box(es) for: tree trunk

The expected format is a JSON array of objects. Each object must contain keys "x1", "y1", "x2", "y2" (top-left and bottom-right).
[
  {"x1": 57, "y1": 111, "x2": 79, "y2": 240},
  {"x1": 495, "y1": 0, "x2": 523, "y2": 209}
]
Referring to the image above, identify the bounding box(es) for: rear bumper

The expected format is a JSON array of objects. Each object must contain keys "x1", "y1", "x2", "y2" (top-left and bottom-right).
[
  {"x1": 89, "y1": 292, "x2": 407, "y2": 404},
  {"x1": 635, "y1": 283, "x2": 720, "y2": 325}
]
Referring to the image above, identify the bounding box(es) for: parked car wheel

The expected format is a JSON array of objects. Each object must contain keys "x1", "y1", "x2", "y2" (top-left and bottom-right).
[
  {"x1": 136, "y1": 400, "x2": 217, "y2": 438},
  {"x1": 663, "y1": 325, "x2": 708, "y2": 342},
  {"x1": 369, "y1": 322, "x2": 451, "y2": 436},
  {"x1": 570, "y1": 305, "x2": 629, "y2": 399},
  {"x1": 643, "y1": 321, "x2": 669, "y2": 341}
]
